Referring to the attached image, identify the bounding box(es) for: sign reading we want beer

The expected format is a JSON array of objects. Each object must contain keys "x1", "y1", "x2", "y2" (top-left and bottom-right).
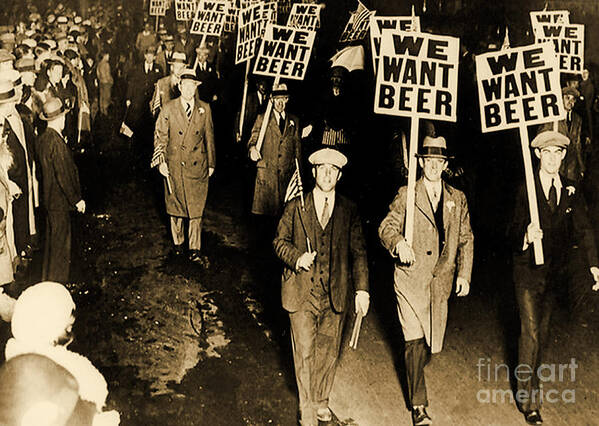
[
  {"x1": 374, "y1": 30, "x2": 459, "y2": 122},
  {"x1": 476, "y1": 42, "x2": 565, "y2": 132}
]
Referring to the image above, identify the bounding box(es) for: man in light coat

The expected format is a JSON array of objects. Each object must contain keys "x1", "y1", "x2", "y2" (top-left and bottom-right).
[
  {"x1": 152, "y1": 69, "x2": 215, "y2": 264},
  {"x1": 378, "y1": 136, "x2": 474, "y2": 426}
]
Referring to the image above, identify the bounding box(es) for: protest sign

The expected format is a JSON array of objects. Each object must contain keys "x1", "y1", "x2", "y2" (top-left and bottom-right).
[
  {"x1": 262, "y1": 1, "x2": 277, "y2": 28},
  {"x1": 476, "y1": 42, "x2": 566, "y2": 264},
  {"x1": 476, "y1": 42, "x2": 565, "y2": 132},
  {"x1": 532, "y1": 22, "x2": 584, "y2": 74},
  {"x1": 530, "y1": 10, "x2": 570, "y2": 31},
  {"x1": 235, "y1": 2, "x2": 263, "y2": 64},
  {"x1": 374, "y1": 30, "x2": 460, "y2": 122},
  {"x1": 224, "y1": 2, "x2": 239, "y2": 32},
  {"x1": 253, "y1": 23, "x2": 316, "y2": 80},
  {"x1": 175, "y1": 0, "x2": 197, "y2": 21},
  {"x1": 190, "y1": 0, "x2": 229, "y2": 36},
  {"x1": 339, "y1": 1, "x2": 375, "y2": 43},
  {"x1": 369, "y1": 15, "x2": 421, "y2": 72},
  {"x1": 150, "y1": 0, "x2": 167, "y2": 16},
  {"x1": 287, "y1": 3, "x2": 322, "y2": 31}
]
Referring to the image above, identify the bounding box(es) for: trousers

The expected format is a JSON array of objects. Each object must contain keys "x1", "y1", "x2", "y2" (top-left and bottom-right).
[
  {"x1": 170, "y1": 216, "x2": 202, "y2": 250},
  {"x1": 42, "y1": 210, "x2": 71, "y2": 283}
]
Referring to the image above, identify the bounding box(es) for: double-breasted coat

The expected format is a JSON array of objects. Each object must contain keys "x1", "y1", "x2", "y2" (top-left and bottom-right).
[
  {"x1": 248, "y1": 111, "x2": 301, "y2": 217},
  {"x1": 379, "y1": 178, "x2": 474, "y2": 353},
  {"x1": 273, "y1": 192, "x2": 369, "y2": 313},
  {"x1": 154, "y1": 98, "x2": 215, "y2": 219}
]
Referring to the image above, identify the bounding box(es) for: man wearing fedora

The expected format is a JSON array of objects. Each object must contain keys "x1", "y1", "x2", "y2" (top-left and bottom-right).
[
  {"x1": 509, "y1": 130, "x2": 599, "y2": 425},
  {"x1": 150, "y1": 51, "x2": 187, "y2": 118},
  {"x1": 248, "y1": 83, "x2": 301, "y2": 222},
  {"x1": 152, "y1": 69, "x2": 215, "y2": 264},
  {"x1": 36, "y1": 97, "x2": 85, "y2": 283},
  {"x1": 379, "y1": 135, "x2": 474, "y2": 426},
  {"x1": 274, "y1": 147, "x2": 369, "y2": 426}
]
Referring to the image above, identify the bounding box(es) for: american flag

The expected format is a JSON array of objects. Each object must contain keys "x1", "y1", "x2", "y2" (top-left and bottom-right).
[
  {"x1": 339, "y1": 1, "x2": 374, "y2": 43},
  {"x1": 284, "y1": 159, "x2": 304, "y2": 206},
  {"x1": 151, "y1": 83, "x2": 162, "y2": 117},
  {"x1": 150, "y1": 143, "x2": 165, "y2": 168}
]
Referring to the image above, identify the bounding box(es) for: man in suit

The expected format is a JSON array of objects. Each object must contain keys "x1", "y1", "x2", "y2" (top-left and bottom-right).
[
  {"x1": 538, "y1": 86, "x2": 588, "y2": 183},
  {"x1": 150, "y1": 51, "x2": 187, "y2": 118},
  {"x1": 125, "y1": 45, "x2": 163, "y2": 165},
  {"x1": 236, "y1": 78, "x2": 269, "y2": 144},
  {"x1": 156, "y1": 34, "x2": 176, "y2": 76},
  {"x1": 248, "y1": 83, "x2": 301, "y2": 219},
  {"x1": 36, "y1": 97, "x2": 85, "y2": 283},
  {"x1": 509, "y1": 130, "x2": 599, "y2": 425},
  {"x1": 152, "y1": 69, "x2": 215, "y2": 264},
  {"x1": 193, "y1": 43, "x2": 219, "y2": 104},
  {"x1": 379, "y1": 136, "x2": 474, "y2": 426},
  {"x1": 273, "y1": 148, "x2": 369, "y2": 426}
]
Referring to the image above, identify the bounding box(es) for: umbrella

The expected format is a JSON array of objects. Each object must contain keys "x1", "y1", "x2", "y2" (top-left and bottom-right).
[{"x1": 330, "y1": 45, "x2": 365, "y2": 72}]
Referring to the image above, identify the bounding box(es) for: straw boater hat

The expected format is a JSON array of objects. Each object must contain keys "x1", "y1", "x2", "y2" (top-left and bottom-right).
[
  {"x1": 308, "y1": 148, "x2": 348, "y2": 169},
  {"x1": 271, "y1": 83, "x2": 289, "y2": 97},
  {"x1": 416, "y1": 135, "x2": 453, "y2": 159},
  {"x1": 0, "y1": 81, "x2": 18, "y2": 104},
  {"x1": 0, "y1": 49, "x2": 15, "y2": 66},
  {"x1": 15, "y1": 58, "x2": 36, "y2": 74},
  {"x1": 40, "y1": 97, "x2": 70, "y2": 121},
  {"x1": 0, "y1": 69, "x2": 22, "y2": 88},
  {"x1": 168, "y1": 51, "x2": 187, "y2": 65},
  {"x1": 530, "y1": 130, "x2": 570, "y2": 149},
  {"x1": 178, "y1": 68, "x2": 201, "y2": 85}
]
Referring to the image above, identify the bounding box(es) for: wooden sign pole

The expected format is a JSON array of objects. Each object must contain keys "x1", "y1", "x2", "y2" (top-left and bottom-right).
[
  {"x1": 155, "y1": 15, "x2": 159, "y2": 33},
  {"x1": 238, "y1": 60, "x2": 251, "y2": 141},
  {"x1": 404, "y1": 117, "x2": 419, "y2": 246},
  {"x1": 256, "y1": 75, "x2": 280, "y2": 153},
  {"x1": 519, "y1": 125, "x2": 544, "y2": 265}
]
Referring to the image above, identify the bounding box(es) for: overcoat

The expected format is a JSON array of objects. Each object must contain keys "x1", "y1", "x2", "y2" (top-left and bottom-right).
[
  {"x1": 248, "y1": 111, "x2": 301, "y2": 216},
  {"x1": 379, "y1": 178, "x2": 474, "y2": 353},
  {"x1": 154, "y1": 98, "x2": 215, "y2": 219},
  {"x1": 273, "y1": 192, "x2": 369, "y2": 313}
]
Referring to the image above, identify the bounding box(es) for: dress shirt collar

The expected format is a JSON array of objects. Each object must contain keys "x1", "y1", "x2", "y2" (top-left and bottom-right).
[
  {"x1": 313, "y1": 186, "x2": 335, "y2": 219},
  {"x1": 180, "y1": 97, "x2": 194, "y2": 112},
  {"x1": 423, "y1": 178, "x2": 442, "y2": 201}
]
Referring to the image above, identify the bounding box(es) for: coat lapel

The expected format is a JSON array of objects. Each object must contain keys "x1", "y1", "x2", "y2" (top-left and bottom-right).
[
  {"x1": 415, "y1": 178, "x2": 435, "y2": 227},
  {"x1": 441, "y1": 182, "x2": 452, "y2": 237},
  {"x1": 301, "y1": 192, "x2": 318, "y2": 250}
]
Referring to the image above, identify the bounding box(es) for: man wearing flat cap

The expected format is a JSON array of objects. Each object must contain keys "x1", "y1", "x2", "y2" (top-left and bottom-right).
[
  {"x1": 152, "y1": 69, "x2": 215, "y2": 264},
  {"x1": 273, "y1": 147, "x2": 369, "y2": 426},
  {"x1": 508, "y1": 130, "x2": 599, "y2": 425},
  {"x1": 379, "y1": 135, "x2": 474, "y2": 426},
  {"x1": 538, "y1": 86, "x2": 587, "y2": 183}
]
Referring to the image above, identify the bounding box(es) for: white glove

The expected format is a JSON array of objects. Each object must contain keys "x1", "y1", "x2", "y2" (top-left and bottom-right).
[
  {"x1": 355, "y1": 290, "x2": 370, "y2": 316},
  {"x1": 249, "y1": 146, "x2": 262, "y2": 162},
  {"x1": 395, "y1": 239, "x2": 415, "y2": 265},
  {"x1": 209, "y1": 167, "x2": 214, "y2": 177},
  {"x1": 591, "y1": 267, "x2": 599, "y2": 291},
  {"x1": 158, "y1": 162, "x2": 169, "y2": 177},
  {"x1": 301, "y1": 125, "x2": 313, "y2": 138},
  {"x1": 75, "y1": 200, "x2": 86, "y2": 213},
  {"x1": 295, "y1": 251, "x2": 317, "y2": 271},
  {"x1": 8, "y1": 180, "x2": 21, "y2": 199},
  {"x1": 456, "y1": 277, "x2": 470, "y2": 297}
]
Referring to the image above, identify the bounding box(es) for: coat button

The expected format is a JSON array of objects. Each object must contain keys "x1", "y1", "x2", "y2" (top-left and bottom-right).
[
  {"x1": 181, "y1": 161, "x2": 185, "y2": 166},
  {"x1": 179, "y1": 131, "x2": 183, "y2": 135},
  {"x1": 426, "y1": 251, "x2": 432, "y2": 255}
]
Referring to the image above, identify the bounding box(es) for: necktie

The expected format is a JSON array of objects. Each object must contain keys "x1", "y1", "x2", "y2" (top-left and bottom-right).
[
  {"x1": 548, "y1": 178, "x2": 557, "y2": 212},
  {"x1": 320, "y1": 197, "x2": 330, "y2": 228},
  {"x1": 567, "y1": 111, "x2": 571, "y2": 128},
  {"x1": 431, "y1": 188, "x2": 439, "y2": 212},
  {"x1": 185, "y1": 102, "x2": 191, "y2": 120},
  {"x1": 278, "y1": 113, "x2": 285, "y2": 134}
]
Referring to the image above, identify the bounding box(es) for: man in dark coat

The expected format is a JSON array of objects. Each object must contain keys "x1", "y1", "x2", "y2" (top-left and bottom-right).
[
  {"x1": 509, "y1": 130, "x2": 599, "y2": 425},
  {"x1": 273, "y1": 148, "x2": 369, "y2": 426},
  {"x1": 152, "y1": 69, "x2": 215, "y2": 264},
  {"x1": 36, "y1": 97, "x2": 85, "y2": 283}
]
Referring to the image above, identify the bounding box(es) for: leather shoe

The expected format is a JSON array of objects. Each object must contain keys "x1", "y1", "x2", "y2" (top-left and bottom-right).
[
  {"x1": 524, "y1": 410, "x2": 543, "y2": 425},
  {"x1": 412, "y1": 405, "x2": 432, "y2": 425},
  {"x1": 316, "y1": 407, "x2": 332, "y2": 422},
  {"x1": 189, "y1": 250, "x2": 209, "y2": 267}
]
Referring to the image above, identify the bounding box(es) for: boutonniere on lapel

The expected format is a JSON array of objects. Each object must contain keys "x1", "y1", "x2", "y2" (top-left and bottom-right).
[
  {"x1": 289, "y1": 120, "x2": 295, "y2": 127},
  {"x1": 446, "y1": 200, "x2": 455, "y2": 211},
  {"x1": 199, "y1": 107, "x2": 205, "y2": 114},
  {"x1": 566, "y1": 207, "x2": 572, "y2": 214},
  {"x1": 566, "y1": 186, "x2": 575, "y2": 196}
]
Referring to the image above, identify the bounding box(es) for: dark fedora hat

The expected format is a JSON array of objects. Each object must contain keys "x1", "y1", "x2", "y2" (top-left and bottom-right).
[
  {"x1": 416, "y1": 136, "x2": 453, "y2": 159},
  {"x1": 40, "y1": 97, "x2": 70, "y2": 121}
]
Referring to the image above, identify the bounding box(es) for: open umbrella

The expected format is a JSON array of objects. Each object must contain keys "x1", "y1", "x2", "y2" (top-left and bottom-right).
[{"x1": 330, "y1": 45, "x2": 365, "y2": 72}]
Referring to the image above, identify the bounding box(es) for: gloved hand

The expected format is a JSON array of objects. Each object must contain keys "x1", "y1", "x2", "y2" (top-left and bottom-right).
[{"x1": 355, "y1": 290, "x2": 370, "y2": 316}]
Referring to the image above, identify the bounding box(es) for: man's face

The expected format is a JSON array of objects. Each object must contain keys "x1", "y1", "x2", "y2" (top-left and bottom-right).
[
  {"x1": 196, "y1": 48, "x2": 208, "y2": 63},
  {"x1": 536, "y1": 146, "x2": 566, "y2": 175},
  {"x1": 257, "y1": 81, "x2": 267, "y2": 94},
  {"x1": 582, "y1": 69, "x2": 589, "y2": 81},
  {"x1": 21, "y1": 71, "x2": 35, "y2": 86},
  {"x1": 48, "y1": 64, "x2": 63, "y2": 83},
  {"x1": 165, "y1": 41, "x2": 174, "y2": 51},
  {"x1": 272, "y1": 95, "x2": 288, "y2": 113},
  {"x1": 144, "y1": 52, "x2": 155, "y2": 63},
  {"x1": 419, "y1": 157, "x2": 447, "y2": 182},
  {"x1": 312, "y1": 164, "x2": 341, "y2": 193},
  {"x1": 563, "y1": 94, "x2": 575, "y2": 111},
  {"x1": 172, "y1": 62, "x2": 184, "y2": 77},
  {"x1": 57, "y1": 39, "x2": 67, "y2": 51},
  {"x1": 179, "y1": 80, "x2": 197, "y2": 101}
]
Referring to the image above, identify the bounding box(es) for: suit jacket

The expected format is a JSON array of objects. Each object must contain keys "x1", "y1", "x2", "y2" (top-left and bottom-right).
[
  {"x1": 274, "y1": 192, "x2": 369, "y2": 313},
  {"x1": 509, "y1": 172, "x2": 598, "y2": 287},
  {"x1": 154, "y1": 98, "x2": 215, "y2": 219},
  {"x1": 126, "y1": 62, "x2": 163, "y2": 127},
  {"x1": 36, "y1": 128, "x2": 81, "y2": 212},
  {"x1": 156, "y1": 49, "x2": 174, "y2": 76},
  {"x1": 379, "y1": 178, "x2": 474, "y2": 353},
  {"x1": 235, "y1": 89, "x2": 267, "y2": 143},
  {"x1": 248, "y1": 111, "x2": 301, "y2": 216},
  {"x1": 194, "y1": 62, "x2": 219, "y2": 103}
]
